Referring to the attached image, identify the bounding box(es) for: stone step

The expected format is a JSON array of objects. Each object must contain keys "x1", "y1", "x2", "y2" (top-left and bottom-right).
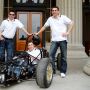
[{"x1": 45, "y1": 43, "x2": 88, "y2": 59}]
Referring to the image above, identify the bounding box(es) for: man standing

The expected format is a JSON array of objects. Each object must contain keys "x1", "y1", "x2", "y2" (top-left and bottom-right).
[
  {"x1": 0, "y1": 10, "x2": 30, "y2": 62},
  {"x1": 36, "y1": 6, "x2": 74, "y2": 78}
]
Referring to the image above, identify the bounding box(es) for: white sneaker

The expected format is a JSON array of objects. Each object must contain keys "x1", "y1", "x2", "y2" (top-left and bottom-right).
[{"x1": 60, "y1": 73, "x2": 66, "y2": 78}]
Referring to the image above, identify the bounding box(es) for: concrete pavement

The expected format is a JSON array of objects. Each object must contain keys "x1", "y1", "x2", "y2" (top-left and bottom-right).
[{"x1": 0, "y1": 57, "x2": 90, "y2": 90}]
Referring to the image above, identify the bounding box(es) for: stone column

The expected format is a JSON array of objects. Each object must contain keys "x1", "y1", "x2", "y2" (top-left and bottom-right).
[
  {"x1": 56, "y1": 0, "x2": 88, "y2": 58},
  {"x1": 0, "y1": 0, "x2": 3, "y2": 23}
]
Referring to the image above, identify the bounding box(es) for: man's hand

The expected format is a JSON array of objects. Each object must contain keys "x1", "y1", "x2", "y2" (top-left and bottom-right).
[
  {"x1": 0, "y1": 36, "x2": 4, "y2": 40},
  {"x1": 35, "y1": 33, "x2": 38, "y2": 35},
  {"x1": 0, "y1": 32, "x2": 4, "y2": 40},
  {"x1": 28, "y1": 33, "x2": 33, "y2": 36},
  {"x1": 62, "y1": 32, "x2": 69, "y2": 37}
]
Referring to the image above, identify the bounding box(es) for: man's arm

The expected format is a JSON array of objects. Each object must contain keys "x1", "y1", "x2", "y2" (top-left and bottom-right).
[
  {"x1": 62, "y1": 21, "x2": 74, "y2": 37},
  {"x1": 36, "y1": 26, "x2": 46, "y2": 35},
  {"x1": 67, "y1": 21, "x2": 74, "y2": 35},
  {"x1": 20, "y1": 27, "x2": 31, "y2": 35},
  {"x1": 0, "y1": 24, "x2": 4, "y2": 40},
  {"x1": 0, "y1": 31, "x2": 2, "y2": 38}
]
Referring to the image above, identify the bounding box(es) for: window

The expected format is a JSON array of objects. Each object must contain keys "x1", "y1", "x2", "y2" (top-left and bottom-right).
[
  {"x1": 4, "y1": 0, "x2": 13, "y2": 19},
  {"x1": 15, "y1": 0, "x2": 45, "y2": 4},
  {"x1": 85, "y1": 0, "x2": 90, "y2": 4},
  {"x1": 13, "y1": 0, "x2": 55, "y2": 9}
]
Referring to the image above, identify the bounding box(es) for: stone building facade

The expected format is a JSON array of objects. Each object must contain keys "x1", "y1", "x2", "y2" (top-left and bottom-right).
[{"x1": 0, "y1": 0, "x2": 89, "y2": 58}]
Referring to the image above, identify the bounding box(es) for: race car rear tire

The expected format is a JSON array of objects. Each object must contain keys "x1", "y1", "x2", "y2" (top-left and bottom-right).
[{"x1": 36, "y1": 58, "x2": 53, "y2": 88}]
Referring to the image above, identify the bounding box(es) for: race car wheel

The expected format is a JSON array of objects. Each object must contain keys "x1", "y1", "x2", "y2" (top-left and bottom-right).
[
  {"x1": 57, "y1": 53, "x2": 61, "y2": 70},
  {"x1": 36, "y1": 58, "x2": 53, "y2": 88}
]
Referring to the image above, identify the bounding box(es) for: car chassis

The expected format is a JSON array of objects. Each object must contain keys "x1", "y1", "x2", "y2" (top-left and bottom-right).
[{"x1": 0, "y1": 35, "x2": 53, "y2": 88}]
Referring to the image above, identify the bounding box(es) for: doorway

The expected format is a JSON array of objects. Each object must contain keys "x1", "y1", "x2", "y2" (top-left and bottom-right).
[{"x1": 16, "y1": 12, "x2": 42, "y2": 51}]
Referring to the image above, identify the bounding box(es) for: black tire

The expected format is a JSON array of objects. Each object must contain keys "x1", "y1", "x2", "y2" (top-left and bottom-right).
[
  {"x1": 36, "y1": 58, "x2": 53, "y2": 88},
  {"x1": 57, "y1": 53, "x2": 61, "y2": 70}
]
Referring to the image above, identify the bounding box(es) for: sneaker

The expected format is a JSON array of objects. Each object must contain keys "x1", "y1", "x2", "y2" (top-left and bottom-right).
[{"x1": 60, "y1": 73, "x2": 66, "y2": 78}]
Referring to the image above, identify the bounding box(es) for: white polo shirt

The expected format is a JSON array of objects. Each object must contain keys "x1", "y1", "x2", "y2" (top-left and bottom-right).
[
  {"x1": 44, "y1": 15, "x2": 72, "y2": 41},
  {"x1": 26, "y1": 48, "x2": 41, "y2": 62},
  {"x1": 0, "y1": 18, "x2": 24, "y2": 39}
]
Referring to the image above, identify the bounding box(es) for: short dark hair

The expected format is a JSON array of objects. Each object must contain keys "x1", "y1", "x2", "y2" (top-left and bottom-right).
[
  {"x1": 8, "y1": 9, "x2": 16, "y2": 14},
  {"x1": 52, "y1": 6, "x2": 59, "y2": 11}
]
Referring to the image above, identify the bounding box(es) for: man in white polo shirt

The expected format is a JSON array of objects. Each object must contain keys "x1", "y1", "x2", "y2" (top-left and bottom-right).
[
  {"x1": 36, "y1": 6, "x2": 74, "y2": 78},
  {"x1": 0, "y1": 10, "x2": 30, "y2": 62}
]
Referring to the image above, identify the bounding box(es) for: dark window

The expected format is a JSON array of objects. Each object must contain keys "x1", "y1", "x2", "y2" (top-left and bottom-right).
[
  {"x1": 85, "y1": 0, "x2": 90, "y2": 4},
  {"x1": 3, "y1": 0, "x2": 13, "y2": 19}
]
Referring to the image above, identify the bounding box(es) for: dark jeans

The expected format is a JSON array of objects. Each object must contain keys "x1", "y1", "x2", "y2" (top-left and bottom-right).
[
  {"x1": 49, "y1": 40, "x2": 67, "y2": 73},
  {"x1": 0, "y1": 38, "x2": 14, "y2": 62}
]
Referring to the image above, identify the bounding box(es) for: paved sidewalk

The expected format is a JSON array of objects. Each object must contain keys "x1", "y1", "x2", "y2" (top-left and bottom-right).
[{"x1": 0, "y1": 57, "x2": 90, "y2": 90}]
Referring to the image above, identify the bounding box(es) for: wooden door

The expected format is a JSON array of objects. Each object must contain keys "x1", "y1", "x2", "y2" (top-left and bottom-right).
[{"x1": 16, "y1": 12, "x2": 42, "y2": 51}]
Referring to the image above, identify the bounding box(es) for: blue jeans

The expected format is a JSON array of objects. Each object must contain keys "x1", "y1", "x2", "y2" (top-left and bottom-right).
[
  {"x1": 49, "y1": 40, "x2": 67, "y2": 73},
  {"x1": 0, "y1": 38, "x2": 14, "y2": 62}
]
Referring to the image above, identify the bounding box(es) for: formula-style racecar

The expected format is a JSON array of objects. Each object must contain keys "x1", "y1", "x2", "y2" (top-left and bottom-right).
[{"x1": 0, "y1": 34, "x2": 53, "y2": 88}]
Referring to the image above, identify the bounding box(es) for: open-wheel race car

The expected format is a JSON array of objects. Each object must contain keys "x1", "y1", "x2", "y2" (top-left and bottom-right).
[{"x1": 0, "y1": 34, "x2": 53, "y2": 88}]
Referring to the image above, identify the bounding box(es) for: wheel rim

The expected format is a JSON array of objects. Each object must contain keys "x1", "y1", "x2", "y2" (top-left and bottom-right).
[{"x1": 46, "y1": 63, "x2": 53, "y2": 83}]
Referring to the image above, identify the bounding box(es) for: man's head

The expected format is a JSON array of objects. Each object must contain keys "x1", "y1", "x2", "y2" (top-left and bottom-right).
[
  {"x1": 8, "y1": 10, "x2": 15, "y2": 20},
  {"x1": 28, "y1": 42, "x2": 35, "y2": 51},
  {"x1": 51, "y1": 6, "x2": 60, "y2": 17}
]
